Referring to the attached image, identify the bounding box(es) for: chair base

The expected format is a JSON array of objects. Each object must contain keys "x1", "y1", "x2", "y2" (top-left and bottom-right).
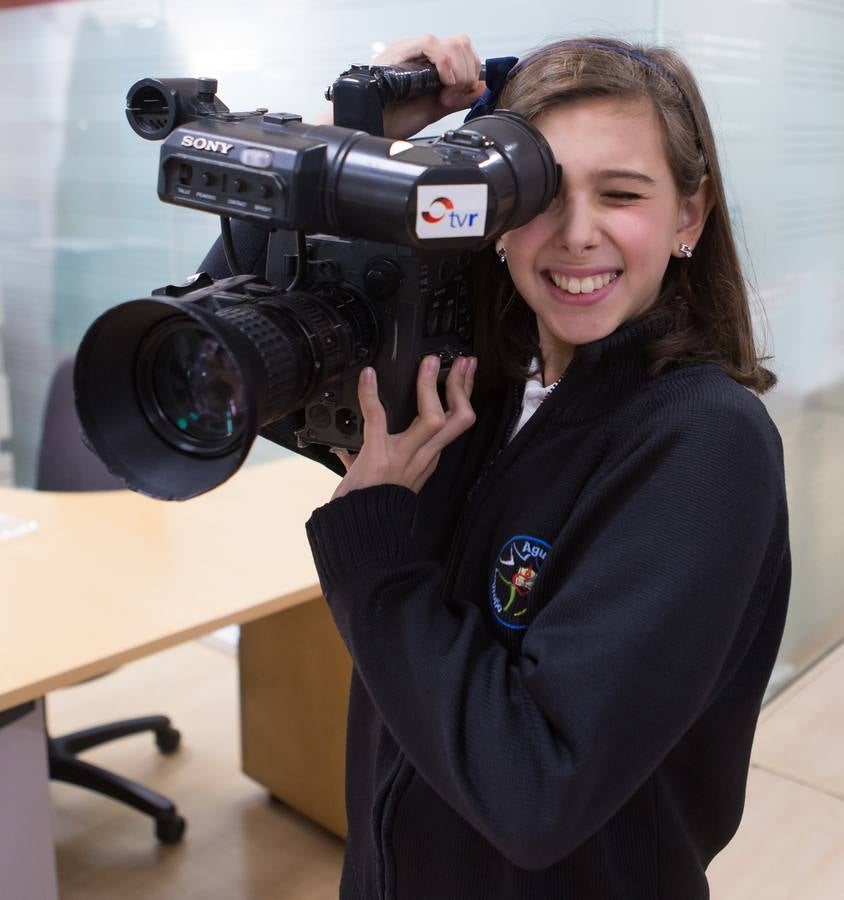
[{"x1": 48, "y1": 715, "x2": 186, "y2": 844}]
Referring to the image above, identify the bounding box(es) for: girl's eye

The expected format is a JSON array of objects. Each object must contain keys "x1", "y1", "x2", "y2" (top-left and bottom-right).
[{"x1": 604, "y1": 192, "x2": 642, "y2": 201}]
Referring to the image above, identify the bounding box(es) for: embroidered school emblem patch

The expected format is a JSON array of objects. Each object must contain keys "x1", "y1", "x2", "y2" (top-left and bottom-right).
[{"x1": 490, "y1": 535, "x2": 551, "y2": 630}]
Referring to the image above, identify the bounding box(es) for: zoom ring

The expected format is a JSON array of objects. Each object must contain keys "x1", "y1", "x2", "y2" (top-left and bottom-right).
[
  {"x1": 276, "y1": 291, "x2": 350, "y2": 381},
  {"x1": 216, "y1": 305, "x2": 305, "y2": 412}
]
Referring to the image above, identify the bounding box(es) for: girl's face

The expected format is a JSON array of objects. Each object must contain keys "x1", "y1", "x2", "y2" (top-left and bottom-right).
[{"x1": 501, "y1": 96, "x2": 709, "y2": 380}]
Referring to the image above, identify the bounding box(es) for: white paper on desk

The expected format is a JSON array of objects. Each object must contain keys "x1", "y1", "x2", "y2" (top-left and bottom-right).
[{"x1": 0, "y1": 512, "x2": 38, "y2": 543}]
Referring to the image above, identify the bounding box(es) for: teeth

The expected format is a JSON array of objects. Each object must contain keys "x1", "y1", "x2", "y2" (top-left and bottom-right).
[{"x1": 549, "y1": 271, "x2": 618, "y2": 294}]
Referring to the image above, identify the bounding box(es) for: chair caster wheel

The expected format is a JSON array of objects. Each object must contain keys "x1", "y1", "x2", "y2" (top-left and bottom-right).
[
  {"x1": 155, "y1": 726, "x2": 181, "y2": 755},
  {"x1": 155, "y1": 814, "x2": 186, "y2": 844}
]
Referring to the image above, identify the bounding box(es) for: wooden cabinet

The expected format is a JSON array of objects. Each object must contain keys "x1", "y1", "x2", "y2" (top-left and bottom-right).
[{"x1": 239, "y1": 595, "x2": 352, "y2": 838}]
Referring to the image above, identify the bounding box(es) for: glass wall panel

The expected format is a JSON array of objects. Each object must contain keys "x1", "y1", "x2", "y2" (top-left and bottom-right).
[{"x1": 1, "y1": 0, "x2": 841, "y2": 695}]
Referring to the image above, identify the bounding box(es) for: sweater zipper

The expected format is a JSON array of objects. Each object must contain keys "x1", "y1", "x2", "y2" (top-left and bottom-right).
[
  {"x1": 467, "y1": 382, "x2": 522, "y2": 501},
  {"x1": 442, "y1": 368, "x2": 566, "y2": 604},
  {"x1": 368, "y1": 384, "x2": 524, "y2": 900},
  {"x1": 373, "y1": 372, "x2": 566, "y2": 896},
  {"x1": 462, "y1": 367, "x2": 565, "y2": 522},
  {"x1": 438, "y1": 381, "x2": 523, "y2": 592},
  {"x1": 369, "y1": 385, "x2": 525, "y2": 898}
]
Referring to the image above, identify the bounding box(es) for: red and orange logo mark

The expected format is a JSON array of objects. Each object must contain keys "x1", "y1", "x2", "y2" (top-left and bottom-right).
[{"x1": 421, "y1": 196, "x2": 454, "y2": 224}]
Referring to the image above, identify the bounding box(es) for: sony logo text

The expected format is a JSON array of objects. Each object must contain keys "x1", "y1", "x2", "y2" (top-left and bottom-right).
[{"x1": 180, "y1": 136, "x2": 234, "y2": 155}]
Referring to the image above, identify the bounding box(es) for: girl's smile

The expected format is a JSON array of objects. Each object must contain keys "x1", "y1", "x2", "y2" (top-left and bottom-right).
[{"x1": 542, "y1": 268, "x2": 622, "y2": 306}]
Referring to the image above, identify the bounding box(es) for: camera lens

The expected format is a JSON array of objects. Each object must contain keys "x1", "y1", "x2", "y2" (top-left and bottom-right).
[{"x1": 138, "y1": 319, "x2": 247, "y2": 454}]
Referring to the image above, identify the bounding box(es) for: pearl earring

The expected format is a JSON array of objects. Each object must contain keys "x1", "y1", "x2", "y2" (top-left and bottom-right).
[
  {"x1": 679, "y1": 243, "x2": 693, "y2": 259},
  {"x1": 497, "y1": 246, "x2": 508, "y2": 263}
]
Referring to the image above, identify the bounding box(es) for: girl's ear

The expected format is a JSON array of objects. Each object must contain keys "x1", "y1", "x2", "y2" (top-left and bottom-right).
[{"x1": 673, "y1": 175, "x2": 714, "y2": 257}]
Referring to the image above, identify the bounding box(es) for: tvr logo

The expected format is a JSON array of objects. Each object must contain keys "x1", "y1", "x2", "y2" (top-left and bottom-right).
[
  {"x1": 180, "y1": 135, "x2": 234, "y2": 155},
  {"x1": 416, "y1": 184, "x2": 488, "y2": 239},
  {"x1": 420, "y1": 196, "x2": 480, "y2": 229}
]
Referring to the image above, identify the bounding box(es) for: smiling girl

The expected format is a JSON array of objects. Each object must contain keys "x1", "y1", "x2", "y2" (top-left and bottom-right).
[{"x1": 210, "y1": 33, "x2": 791, "y2": 900}]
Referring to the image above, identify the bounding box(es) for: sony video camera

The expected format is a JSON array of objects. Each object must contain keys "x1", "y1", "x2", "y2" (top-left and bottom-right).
[{"x1": 73, "y1": 65, "x2": 559, "y2": 500}]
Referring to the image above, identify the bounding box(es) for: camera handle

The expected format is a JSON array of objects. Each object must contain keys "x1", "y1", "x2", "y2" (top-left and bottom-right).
[{"x1": 326, "y1": 63, "x2": 486, "y2": 136}]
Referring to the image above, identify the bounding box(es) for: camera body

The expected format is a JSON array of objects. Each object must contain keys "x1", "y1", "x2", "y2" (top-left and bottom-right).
[
  {"x1": 74, "y1": 73, "x2": 558, "y2": 499},
  {"x1": 262, "y1": 229, "x2": 472, "y2": 451}
]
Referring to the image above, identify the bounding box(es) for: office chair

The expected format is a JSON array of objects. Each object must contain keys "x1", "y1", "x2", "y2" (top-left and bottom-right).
[{"x1": 37, "y1": 356, "x2": 186, "y2": 844}]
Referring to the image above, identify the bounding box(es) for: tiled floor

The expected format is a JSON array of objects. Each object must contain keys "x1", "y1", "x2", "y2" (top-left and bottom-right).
[
  {"x1": 49, "y1": 638, "x2": 844, "y2": 899},
  {"x1": 708, "y1": 641, "x2": 844, "y2": 898}
]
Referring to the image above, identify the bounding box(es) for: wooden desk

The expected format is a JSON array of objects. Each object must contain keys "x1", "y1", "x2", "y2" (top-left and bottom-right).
[{"x1": 0, "y1": 456, "x2": 339, "y2": 899}]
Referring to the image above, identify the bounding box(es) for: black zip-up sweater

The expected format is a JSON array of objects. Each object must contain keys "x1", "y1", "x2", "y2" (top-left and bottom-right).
[
  {"x1": 200, "y1": 232, "x2": 790, "y2": 898},
  {"x1": 304, "y1": 318, "x2": 790, "y2": 900}
]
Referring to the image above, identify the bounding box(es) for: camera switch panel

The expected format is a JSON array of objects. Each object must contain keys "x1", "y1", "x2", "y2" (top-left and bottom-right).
[{"x1": 163, "y1": 155, "x2": 287, "y2": 226}]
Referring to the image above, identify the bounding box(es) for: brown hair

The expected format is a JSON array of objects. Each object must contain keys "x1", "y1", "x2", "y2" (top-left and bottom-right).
[{"x1": 472, "y1": 37, "x2": 776, "y2": 395}]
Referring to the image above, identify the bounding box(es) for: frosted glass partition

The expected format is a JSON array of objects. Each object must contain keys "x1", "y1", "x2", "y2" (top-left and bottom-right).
[
  {"x1": 659, "y1": 2, "x2": 844, "y2": 684},
  {"x1": 0, "y1": 0, "x2": 841, "y2": 693}
]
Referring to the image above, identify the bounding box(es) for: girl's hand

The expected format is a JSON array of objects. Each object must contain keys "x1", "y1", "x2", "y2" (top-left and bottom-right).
[
  {"x1": 331, "y1": 354, "x2": 478, "y2": 500},
  {"x1": 372, "y1": 34, "x2": 486, "y2": 139}
]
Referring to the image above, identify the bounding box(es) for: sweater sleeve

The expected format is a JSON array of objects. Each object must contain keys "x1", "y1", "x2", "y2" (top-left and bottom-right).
[{"x1": 304, "y1": 398, "x2": 788, "y2": 870}]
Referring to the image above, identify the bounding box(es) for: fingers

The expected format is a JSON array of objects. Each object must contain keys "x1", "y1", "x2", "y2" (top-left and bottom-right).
[
  {"x1": 335, "y1": 359, "x2": 477, "y2": 498},
  {"x1": 437, "y1": 356, "x2": 478, "y2": 447},
  {"x1": 331, "y1": 449, "x2": 355, "y2": 473},
  {"x1": 373, "y1": 34, "x2": 482, "y2": 95},
  {"x1": 415, "y1": 355, "x2": 447, "y2": 434},
  {"x1": 374, "y1": 34, "x2": 484, "y2": 138},
  {"x1": 439, "y1": 35, "x2": 484, "y2": 107},
  {"x1": 372, "y1": 34, "x2": 453, "y2": 83},
  {"x1": 406, "y1": 355, "x2": 477, "y2": 452},
  {"x1": 446, "y1": 34, "x2": 481, "y2": 90},
  {"x1": 446, "y1": 355, "x2": 477, "y2": 413},
  {"x1": 356, "y1": 366, "x2": 387, "y2": 442}
]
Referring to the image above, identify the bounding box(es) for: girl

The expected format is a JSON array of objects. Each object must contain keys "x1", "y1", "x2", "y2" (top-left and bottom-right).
[{"x1": 213, "y1": 33, "x2": 791, "y2": 899}]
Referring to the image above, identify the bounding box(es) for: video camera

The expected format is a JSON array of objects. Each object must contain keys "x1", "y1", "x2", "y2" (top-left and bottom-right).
[{"x1": 73, "y1": 64, "x2": 559, "y2": 499}]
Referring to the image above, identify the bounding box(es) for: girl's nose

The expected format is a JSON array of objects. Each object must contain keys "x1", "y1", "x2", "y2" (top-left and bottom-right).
[{"x1": 552, "y1": 196, "x2": 600, "y2": 256}]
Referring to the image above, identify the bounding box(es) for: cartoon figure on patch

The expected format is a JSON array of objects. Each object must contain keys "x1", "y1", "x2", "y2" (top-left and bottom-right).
[{"x1": 490, "y1": 535, "x2": 552, "y2": 630}]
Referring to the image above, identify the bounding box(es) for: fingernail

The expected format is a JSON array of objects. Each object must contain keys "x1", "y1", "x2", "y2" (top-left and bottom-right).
[
  {"x1": 469, "y1": 357, "x2": 477, "y2": 375},
  {"x1": 361, "y1": 367, "x2": 375, "y2": 383},
  {"x1": 426, "y1": 356, "x2": 440, "y2": 374}
]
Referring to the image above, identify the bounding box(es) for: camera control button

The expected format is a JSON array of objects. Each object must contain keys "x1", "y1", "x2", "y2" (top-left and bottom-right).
[
  {"x1": 364, "y1": 258, "x2": 401, "y2": 299},
  {"x1": 441, "y1": 300, "x2": 455, "y2": 334},
  {"x1": 438, "y1": 259, "x2": 460, "y2": 281},
  {"x1": 425, "y1": 304, "x2": 440, "y2": 336},
  {"x1": 309, "y1": 406, "x2": 331, "y2": 428}
]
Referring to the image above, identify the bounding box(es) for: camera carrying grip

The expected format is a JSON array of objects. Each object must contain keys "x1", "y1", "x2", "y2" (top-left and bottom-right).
[
  {"x1": 328, "y1": 62, "x2": 485, "y2": 136},
  {"x1": 367, "y1": 63, "x2": 444, "y2": 103}
]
